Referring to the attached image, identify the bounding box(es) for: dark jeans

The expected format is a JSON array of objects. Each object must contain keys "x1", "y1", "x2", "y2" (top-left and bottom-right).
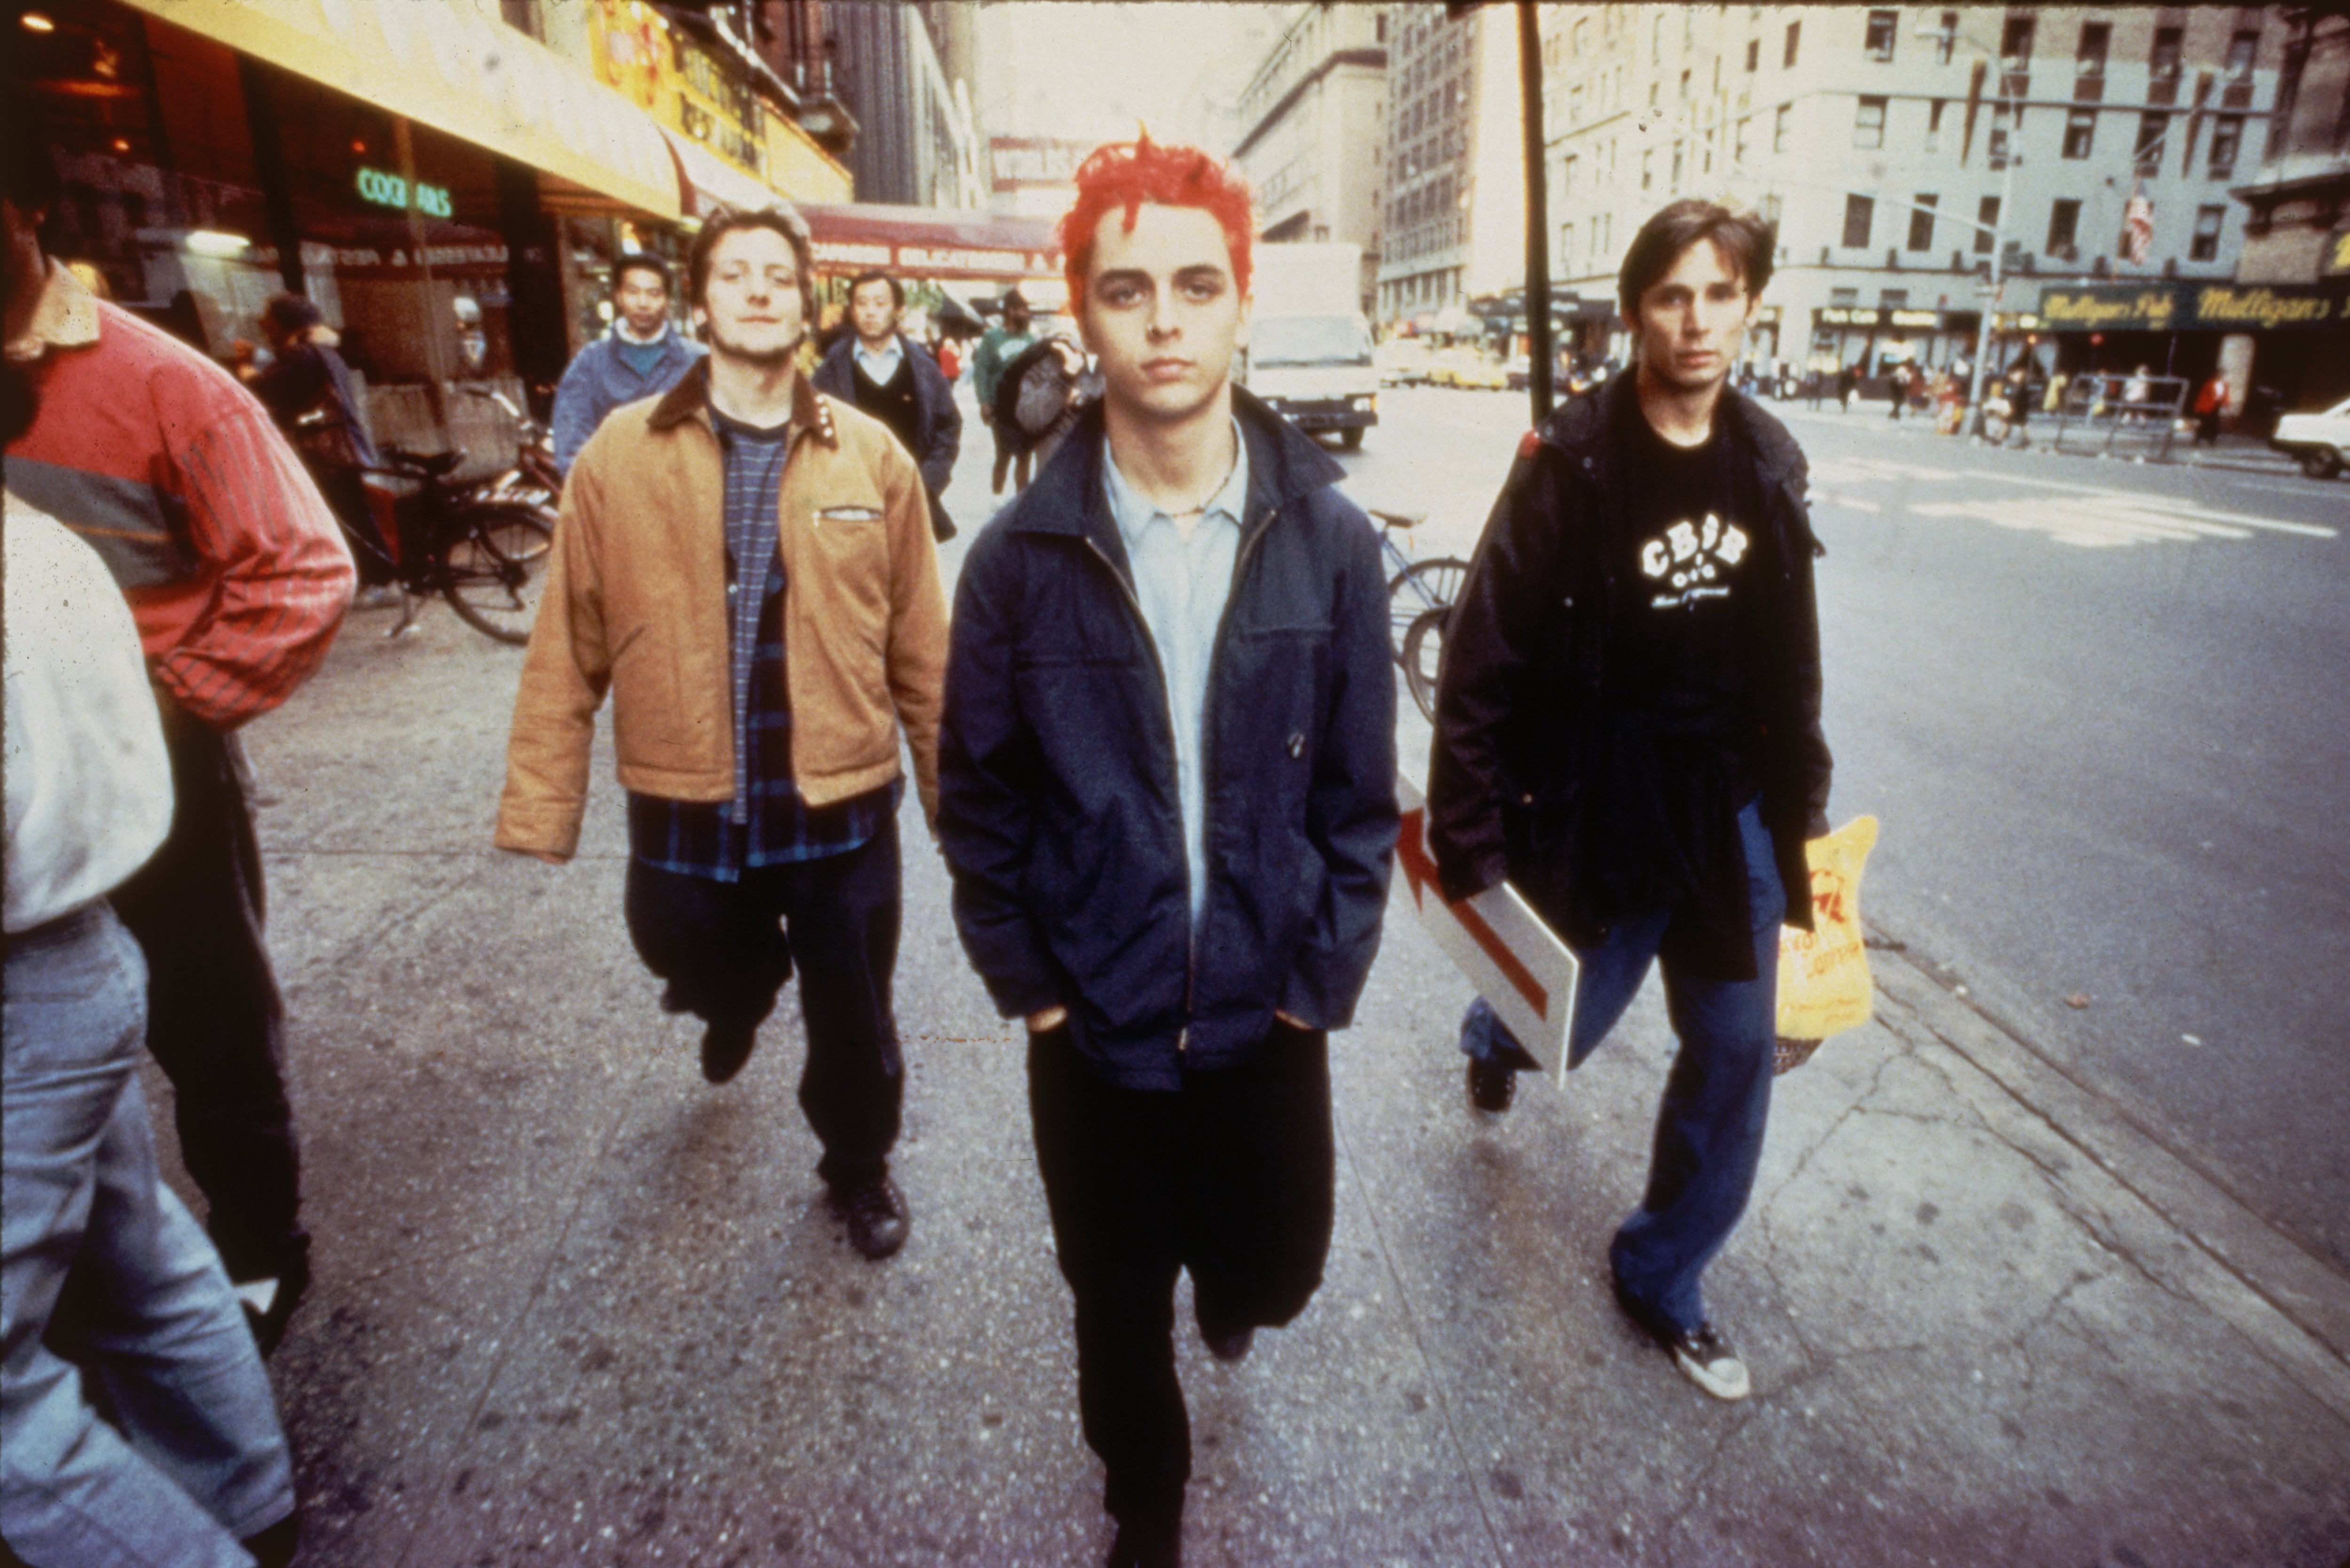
[
  {"x1": 988, "y1": 418, "x2": 1031, "y2": 495},
  {"x1": 622, "y1": 819, "x2": 904, "y2": 1189},
  {"x1": 1026, "y1": 1021, "x2": 1335, "y2": 1523},
  {"x1": 1463, "y1": 799, "x2": 1783, "y2": 1337},
  {"x1": 108, "y1": 706, "x2": 304, "y2": 1285}
]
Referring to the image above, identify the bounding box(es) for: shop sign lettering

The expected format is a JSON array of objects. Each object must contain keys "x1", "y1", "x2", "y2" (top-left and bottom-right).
[
  {"x1": 2325, "y1": 226, "x2": 2350, "y2": 280},
  {"x1": 1815, "y1": 306, "x2": 1952, "y2": 330},
  {"x1": 2037, "y1": 280, "x2": 2346, "y2": 332},
  {"x1": 356, "y1": 166, "x2": 453, "y2": 218},
  {"x1": 2191, "y1": 285, "x2": 2334, "y2": 329}
]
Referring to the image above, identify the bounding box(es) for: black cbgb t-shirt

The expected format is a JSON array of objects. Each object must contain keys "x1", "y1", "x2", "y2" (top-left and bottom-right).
[{"x1": 1610, "y1": 396, "x2": 1768, "y2": 760}]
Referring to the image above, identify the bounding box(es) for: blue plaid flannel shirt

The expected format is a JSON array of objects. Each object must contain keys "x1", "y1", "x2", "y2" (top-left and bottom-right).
[{"x1": 625, "y1": 407, "x2": 897, "y2": 880}]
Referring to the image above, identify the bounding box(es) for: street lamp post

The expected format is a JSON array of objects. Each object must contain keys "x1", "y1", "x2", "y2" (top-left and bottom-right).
[{"x1": 1964, "y1": 136, "x2": 2017, "y2": 440}]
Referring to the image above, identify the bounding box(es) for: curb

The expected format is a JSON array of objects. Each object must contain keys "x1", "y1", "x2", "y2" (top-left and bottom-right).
[{"x1": 1867, "y1": 943, "x2": 2350, "y2": 1411}]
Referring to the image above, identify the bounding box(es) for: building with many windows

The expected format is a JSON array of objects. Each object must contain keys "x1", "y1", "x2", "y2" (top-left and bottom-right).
[
  {"x1": 1541, "y1": 6, "x2": 2329, "y2": 398},
  {"x1": 1373, "y1": 2, "x2": 1523, "y2": 332},
  {"x1": 1230, "y1": 4, "x2": 1390, "y2": 310}
]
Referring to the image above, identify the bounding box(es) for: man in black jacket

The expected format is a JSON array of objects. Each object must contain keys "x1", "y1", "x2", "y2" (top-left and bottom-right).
[
  {"x1": 1428, "y1": 198, "x2": 1832, "y2": 1404},
  {"x1": 811, "y1": 270, "x2": 962, "y2": 540},
  {"x1": 939, "y1": 137, "x2": 1396, "y2": 1568}
]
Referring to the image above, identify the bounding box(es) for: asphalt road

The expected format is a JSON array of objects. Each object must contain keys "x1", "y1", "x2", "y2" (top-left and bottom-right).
[{"x1": 1334, "y1": 386, "x2": 2350, "y2": 1273}]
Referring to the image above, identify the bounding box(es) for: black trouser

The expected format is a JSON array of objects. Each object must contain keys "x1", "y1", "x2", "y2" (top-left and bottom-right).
[
  {"x1": 622, "y1": 820, "x2": 904, "y2": 1188},
  {"x1": 1026, "y1": 1021, "x2": 1335, "y2": 1524},
  {"x1": 108, "y1": 705, "x2": 304, "y2": 1284}
]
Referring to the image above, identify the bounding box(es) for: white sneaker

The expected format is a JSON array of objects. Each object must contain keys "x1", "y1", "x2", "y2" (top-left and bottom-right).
[{"x1": 1668, "y1": 1324, "x2": 1752, "y2": 1401}]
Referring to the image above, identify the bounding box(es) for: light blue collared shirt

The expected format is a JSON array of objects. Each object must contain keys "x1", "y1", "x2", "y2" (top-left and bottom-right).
[
  {"x1": 853, "y1": 335, "x2": 905, "y2": 385},
  {"x1": 1102, "y1": 419, "x2": 1251, "y2": 922}
]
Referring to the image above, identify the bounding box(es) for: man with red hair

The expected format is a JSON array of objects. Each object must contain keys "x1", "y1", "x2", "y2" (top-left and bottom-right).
[{"x1": 940, "y1": 137, "x2": 1397, "y2": 1567}]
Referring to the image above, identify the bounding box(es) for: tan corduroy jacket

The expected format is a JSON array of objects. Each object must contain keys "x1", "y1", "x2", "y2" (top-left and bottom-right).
[{"x1": 495, "y1": 362, "x2": 946, "y2": 862}]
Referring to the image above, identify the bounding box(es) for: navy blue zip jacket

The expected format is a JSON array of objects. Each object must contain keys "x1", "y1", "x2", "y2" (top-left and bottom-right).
[{"x1": 939, "y1": 387, "x2": 1399, "y2": 1092}]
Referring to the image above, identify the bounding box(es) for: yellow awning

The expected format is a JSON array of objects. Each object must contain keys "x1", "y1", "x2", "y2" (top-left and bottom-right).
[{"x1": 120, "y1": 0, "x2": 682, "y2": 223}]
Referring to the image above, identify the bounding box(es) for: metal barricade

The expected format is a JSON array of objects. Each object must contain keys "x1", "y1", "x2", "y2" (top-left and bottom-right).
[{"x1": 2048, "y1": 372, "x2": 2190, "y2": 461}]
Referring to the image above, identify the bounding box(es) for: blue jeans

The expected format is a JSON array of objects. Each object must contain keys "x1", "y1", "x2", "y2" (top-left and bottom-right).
[
  {"x1": 1461, "y1": 800, "x2": 1783, "y2": 1336},
  {"x1": 2, "y1": 903, "x2": 294, "y2": 1567}
]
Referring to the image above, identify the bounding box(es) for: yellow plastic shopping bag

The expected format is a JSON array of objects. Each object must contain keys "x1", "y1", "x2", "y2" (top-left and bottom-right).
[{"x1": 1774, "y1": 816, "x2": 1879, "y2": 1072}]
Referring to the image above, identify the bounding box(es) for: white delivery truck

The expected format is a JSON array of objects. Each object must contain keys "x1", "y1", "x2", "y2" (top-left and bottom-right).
[{"x1": 1241, "y1": 242, "x2": 1377, "y2": 450}]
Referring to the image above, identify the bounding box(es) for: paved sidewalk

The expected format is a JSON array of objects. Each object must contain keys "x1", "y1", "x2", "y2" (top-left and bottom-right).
[{"x1": 142, "y1": 390, "x2": 2350, "y2": 1567}]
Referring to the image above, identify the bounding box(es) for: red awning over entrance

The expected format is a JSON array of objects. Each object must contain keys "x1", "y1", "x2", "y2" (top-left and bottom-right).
[{"x1": 797, "y1": 203, "x2": 1062, "y2": 283}]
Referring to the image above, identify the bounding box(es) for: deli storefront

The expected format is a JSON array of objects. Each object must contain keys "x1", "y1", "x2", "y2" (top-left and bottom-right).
[
  {"x1": 1808, "y1": 304, "x2": 1983, "y2": 380},
  {"x1": 2035, "y1": 280, "x2": 2350, "y2": 417},
  {"x1": 20, "y1": 0, "x2": 845, "y2": 469}
]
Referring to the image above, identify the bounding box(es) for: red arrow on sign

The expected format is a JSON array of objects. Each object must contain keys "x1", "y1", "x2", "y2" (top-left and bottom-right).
[{"x1": 1397, "y1": 807, "x2": 1551, "y2": 1019}]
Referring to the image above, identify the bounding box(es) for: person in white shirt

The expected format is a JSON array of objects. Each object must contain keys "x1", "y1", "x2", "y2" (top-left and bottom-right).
[
  {"x1": 812, "y1": 270, "x2": 964, "y2": 541},
  {"x1": 1, "y1": 477, "x2": 299, "y2": 1568}
]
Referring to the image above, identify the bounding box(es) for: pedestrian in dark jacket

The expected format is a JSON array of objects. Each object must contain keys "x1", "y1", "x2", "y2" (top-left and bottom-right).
[
  {"x1": 549, "y1": 254, "x2": 703, "y2": 475},
  {"x1": 1427, "y1": 197, "x2": 1833, "y2": 1406},
  {"x1": 938, "y1": 135, "x2": 1397, "y2": 1568},
  {"x1": 253, "y1": 294, "x2": 393, "y2": 584},
  {"x1": 811, "y1": 270, "x2": 963, "y2": 541}
]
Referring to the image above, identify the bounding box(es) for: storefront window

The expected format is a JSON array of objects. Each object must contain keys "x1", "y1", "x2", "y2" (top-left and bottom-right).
[{"x1": 25, "y1": 3, "x2": 278, "y2": 360}]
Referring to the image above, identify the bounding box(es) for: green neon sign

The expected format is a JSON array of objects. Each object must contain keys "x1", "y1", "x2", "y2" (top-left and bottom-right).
[{"x1": 356, "y1": 166, "x2": 452, "y2": 218}]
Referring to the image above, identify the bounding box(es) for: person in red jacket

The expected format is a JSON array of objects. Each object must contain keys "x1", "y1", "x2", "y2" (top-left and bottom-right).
[{"x1": 3, "y1": 131, "x2": 354, "y2": 1357}]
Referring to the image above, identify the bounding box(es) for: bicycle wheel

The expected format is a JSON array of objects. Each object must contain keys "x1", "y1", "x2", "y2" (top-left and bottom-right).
[
  {"x1": 1387, "y1": 555, "x2": 1469, "y2": 662},
  {"x1": 441, "y1": 503, "x2": 552, "y2": 645},
  {"x1": 1402, "y1": 603, "x2": 1448, "y2": 723}
]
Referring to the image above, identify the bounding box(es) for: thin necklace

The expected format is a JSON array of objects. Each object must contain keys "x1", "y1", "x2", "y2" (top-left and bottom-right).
[{"x1": 1162, "y1": 444, "x2": 1238, "y2": 517}]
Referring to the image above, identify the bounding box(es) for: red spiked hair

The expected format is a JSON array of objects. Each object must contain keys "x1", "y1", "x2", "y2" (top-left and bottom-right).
[{"x1": 1058, "y1": 133, "x2": 1257, "y2": 305}]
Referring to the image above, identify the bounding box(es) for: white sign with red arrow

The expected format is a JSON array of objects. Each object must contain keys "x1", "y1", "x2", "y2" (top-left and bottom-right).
[{"x1": 1394, "y1": 774, "x2": 1580, "y2": 1083}]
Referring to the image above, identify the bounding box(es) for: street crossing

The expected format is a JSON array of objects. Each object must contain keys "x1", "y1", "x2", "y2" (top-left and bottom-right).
[{"x1": 1807, "y1": 456, "x2": 2340, "y2": 549}]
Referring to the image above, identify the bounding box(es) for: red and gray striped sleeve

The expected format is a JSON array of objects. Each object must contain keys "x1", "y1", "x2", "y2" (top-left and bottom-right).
[{"x1": 156, "y1": 395, "x2": 356, "y2": 729}]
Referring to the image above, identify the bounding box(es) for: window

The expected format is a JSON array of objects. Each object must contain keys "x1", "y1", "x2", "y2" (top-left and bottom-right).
[
  {"x1": 1571, "y1": 18, "x2": 1588, "y2": 57},
  {"x1": 1563, "y1": 154, "x2": 1578, "y2": 195},
  {"x1": 1679, "y1": 69, "x2": 1691, "y2": 103},
  {"x1": 1976, "y1": 195, "x2": 2001, "y2": 253},
  {"x1": 1856, "y1": 95, "x2": 1888, "y2": 149},
  {"x1": 1879, "y1": 288, "x2": 1909, "y2": 309},
  {"x1": 1735, "y1": 117, "x2": 1750, "y2": 164},
  {"x1": 1703, "y1": 126, "x2": 1715, "y2": 173},
  {"x1": 1641, "y1": 149, "x2": 1654, "y2": 190},
  {"x1": 1865, "y1": 11, "x2": 1897, "y2": 62},
  {"x1": 1934, "y1": 11, "x2": 1958, "y2": 65},
  {"x1": 2226, "y1": 30, "x2": 2258, "y2": 81},
  {"x1": 1649, "y1": 81, "x2": 1661, "y2": 112},
  {"x1": 1569, "y1": 83, "x2": 1584, "y2": 124},
  {"x1": 2190, "y1": 204, "x2": 2225, "y2": 262},
  {"x1": 1908, "y1": 195, "x2": 1939, "y2": 251},
  {"x1": 1559, "y1": 222, "x2": 1576, "y2": 271},
  {"x1": 1842, "y1": 194, "x2": 1875, "y2": 249},
  {"x1": 2063, "y1": 108, "x2": 2097, "y2": 159},
  {"x1": 2046, "y1": 198, "x2": 2080, "y2": 256},
  {"x1": 1829, "y1": 286, "x2": 1860, "y2": 308},
  {"x1": 2075, "y1": 22, "x2": 2109, "y2": 101},
  {"x1": 1671, "y1": 140, "x2": 1684, "y2": 186},
  {"x1": 1775, "y1": 103, "x2": 1792, "y2": 151},
  {"x1": 1784, "y1": 20, "x2": 1800, "y2": 68},
  {"x1": 1926, "y1": 98, "x2": 1945, "y2": 153},
  {"x1": 1746, "y1": 37, "x2": 1759, "y2": 73},
  {"x1": 2148, "y1": 26, "x2": 2183, "y2": 105},
  {"x1": 1653, "y1": 14, "x2": 1665, "y2": 64},
  {"x1": 1760, "y1": 193, "x2": 1782, "y2": 227},
  {"x1": 2135, "y1": 112, "x2": 2168, "y2": 174},
  {"x1": 2209, "y1": 114, "x2": 2242, "y2": 174},
  {"x1": 2000, "y1": 14, "x2": 2034, "y2": 94}
]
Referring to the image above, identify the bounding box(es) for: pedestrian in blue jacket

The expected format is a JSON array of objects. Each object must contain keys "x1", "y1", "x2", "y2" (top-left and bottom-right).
[
  {"x1": 938, "y1": 136, "x2": 1397, "y2": 1568},
  {"x1": 549, "y1": 255, "x2": 703, "y2": 476}
]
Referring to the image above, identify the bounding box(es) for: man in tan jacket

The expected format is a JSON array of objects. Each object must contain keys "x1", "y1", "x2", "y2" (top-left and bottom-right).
[{"x1": 497, "y1": 206, "x2": 947, "y2": 1259}]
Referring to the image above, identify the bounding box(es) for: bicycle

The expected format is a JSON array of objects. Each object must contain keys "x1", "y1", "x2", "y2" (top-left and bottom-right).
[
  {"x1": 1366, "y1": 507, "x2": 1468, "y2": 722},
  {"x1": 345, "y1": 445, "x2": 554, "y2": 645},
  {"x1": 462, "y1": 385, "x2": 563, "y2": 517}
]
